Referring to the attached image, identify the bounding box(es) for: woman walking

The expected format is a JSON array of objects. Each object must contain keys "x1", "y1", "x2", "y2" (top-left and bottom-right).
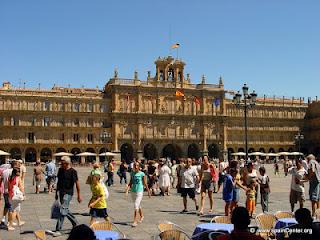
[
  {"x1": 33, "y1": 161, "x2": 44, "y2": 194},
  {"x1": 158, "y1": 159, "x2": 171, "y2": 196},
  {"x1": 125, "y1": 162, "x2": 151, "y2": 227},
  {"x1": 7, "y1": 168, "x2": 25, "y2": 230},
  {"x1": 199, "y1": 156, "x2": 216, "y2": 215}
]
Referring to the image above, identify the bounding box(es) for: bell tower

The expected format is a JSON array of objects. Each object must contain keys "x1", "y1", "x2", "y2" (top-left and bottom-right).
[{"x1": 154, "y1": 56, "x2": 186, "y2": 87}]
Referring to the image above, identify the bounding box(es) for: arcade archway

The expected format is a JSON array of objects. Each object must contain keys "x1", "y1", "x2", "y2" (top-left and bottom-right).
[
  {"x1": 71, "y1": 148, "x2": 81, "y2": 163},
  {"x1": 143, "y1": 143, "x2": 158, "y2": 160},
  {"x1": 40, "y1": 148, "x2": 52, "y2": 162},
  {"x1": 25, "y1": 148, "x2": 37, "y2": 162},
  {"x1": 10, "y1": 148, "x2": 21, "y2": 160},
  {"x1": 208, "y1": 144, "x2": 219, "y2": 159},
  {"x1": 162, "y1": 144, "x2": 182, "y2": 161},
  {"x1": 120, "y1": 143, "x2": 134, "y2": 164},
  {"x1": 187, "y1": 143, "x2": 200, "y2": 159}
]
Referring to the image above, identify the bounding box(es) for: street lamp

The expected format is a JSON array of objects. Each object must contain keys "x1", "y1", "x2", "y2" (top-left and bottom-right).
[
  {"x1": 295, "y1": 132, "x2": 304, "y2": 153},
  {"x1": 100, "y1": 131, "x2": 111, "y2": 158},
  {"x1": 233, "y1": 84, "x2": 257, "y2": 163}
]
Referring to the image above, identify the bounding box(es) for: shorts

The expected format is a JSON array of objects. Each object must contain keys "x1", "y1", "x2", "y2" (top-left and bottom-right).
[
  {"x1": 181, "y1": 188, "x2": 195, "y2": 199},
  {"x1": 46, "y1": 176, "x2": 55, "y2": 185},
  {"x1": 89, "y1": 208, "x2": 108, "y2": 218},
  {"x1": 201, "y1": 180, "x2": 214, "y2": 192},
  {"x1": 131, "y1": 192, "x2": 143, "y2": 210},
  {"x1": 8, "y1": 199, "x2": 21, "y2": 212},
  {"x1": 232, "y1": 188, "x2": 240, "y2": 202},
  {"x1": 246, "y1": 199, "x2": 256, "y2": 213},
  {"x1": 3, "y1": 193, "x2": 12, "y2": 211},
  {"x1": 290, "y1": 189, "x2": 305, "y2": 204},
  {"x1": 309, "y1": 180, "x2": 320, "y2": 201}
]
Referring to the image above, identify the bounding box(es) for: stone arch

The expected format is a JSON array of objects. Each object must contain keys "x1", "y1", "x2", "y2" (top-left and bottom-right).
[
  {"x1": 187, "y1": 143, "x2": 200, "y2": 159},
  {"x1": 248, "y1": 148, "x2": 255, "y2": 153},
  {"x1": 71, "y1": 148, "x2": 81, "y2": 163},
  {"x1": 259, "y1": 148, "x2": 265, "y2": 153},
  {"x1": 208, "y1": 143, "x2": 219, "y2": 159},
  {"x1": 10, "y1": 148, "x2": 22, "y2": 160},
  {"x1": 143, "y1": 143, "x2": 158, "y2": 160},
  {"x1": 269, "y1": 148, "x2": 275, "y2": 153},
  {"x1": 288, "y1": 147, "x2": 294, "y2": 152},
  {"x1": 238, "y1": 148, "x2": 245, "y2": 152},
  {"x1": 99, "y1": 147, "x2": 109, "y2": 162},
  {"x1": 25, "y1": 147, "x2": 37, "y2": 162},
  {"x1": 120, "y1": 143, "x2": 134, "y2": 164},
  {"x1": 162, "y1": 144, "x2": 182, "y2": 161},
  {"x1": 85, "y1": 148, "x2": 96, "y2": 163},
  {"x1": 56, "y1": 147, "x2": 66, "y2": 153},
  {"x1": 278, "y1": 148, "x2": 284, "y2": 152},
  {"x1": 40, "y1": 148, "x2": 52, "y2": 162}
]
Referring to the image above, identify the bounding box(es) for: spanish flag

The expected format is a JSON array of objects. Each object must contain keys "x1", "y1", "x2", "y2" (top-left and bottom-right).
[
  {"x1": 175, "y1": 90, "x2": 185, "y2": 97},
  {"x1": 194, "y1": 96, "x2": 201, "y2": 105},
  {"x1": 171, "y1": 43, "x2": 180, "y2": 49}
]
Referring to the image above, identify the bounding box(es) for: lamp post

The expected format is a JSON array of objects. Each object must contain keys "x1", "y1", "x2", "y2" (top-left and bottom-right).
[
  {"x1": 295, "y1": 132, "x2": 304, "y2": 153},
  {"x1": 100, "y1": 131, "x2": 111, "y2": 161},
  {"x1": 233, "y1": 84, "x2": 257, "y2": 164}
]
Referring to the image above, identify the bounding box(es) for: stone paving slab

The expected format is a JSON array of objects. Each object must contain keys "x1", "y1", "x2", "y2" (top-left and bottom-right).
[{"x1": 0, "y1": 164, "x2": 312, "y2": 240}]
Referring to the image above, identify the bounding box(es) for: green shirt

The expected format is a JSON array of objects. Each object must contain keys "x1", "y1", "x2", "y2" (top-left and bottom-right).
[{"x1": 131, "y1": 171, "x2": 145, "y2": 193}]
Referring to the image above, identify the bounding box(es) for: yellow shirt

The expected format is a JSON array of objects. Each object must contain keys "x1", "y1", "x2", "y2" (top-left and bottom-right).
[{"x1": 90, "y1": 183, "x2": 107, "y2": 209}]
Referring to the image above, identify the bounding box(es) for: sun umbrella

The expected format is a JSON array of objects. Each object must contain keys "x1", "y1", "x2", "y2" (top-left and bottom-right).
[
  {"x1": 0, "y1": 150, "x2": 10, "y2": 156},
  {"x1": 76, "y1": 152, "x2": 97, "y2": 157},
  {"x1": 278, "y1": 152, "x2": 290, "y2": 156},
  {"x1": 248, "y1": 152, "x2": 266, "y2": 156},
  {"x1": 231, "y1": 152, "x2": 246, "y2": 156},
  {"x1": 99, "y1": 152, "x2": 118, "y2": 157},
  {"x1": 53, "y1": 152, "x2": 73, "y2": 157},
  {"x1": 289, "y1": 152, "x2": 304, "y2": 156},
  {"x1": 265, "y1": 153, "x2": 280, "y2": 157}
]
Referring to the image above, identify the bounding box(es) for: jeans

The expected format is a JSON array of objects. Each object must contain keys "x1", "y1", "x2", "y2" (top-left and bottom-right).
[
  {"x1": 120, "y1": 172, "x2": 127, "y2": 184},
  {"x1": 261, "y1": 192, "x2": 269, "y2": 212},
  {"x1": 56, "y1": 193, "x2": 78, "y2": 231},
  {"x1": 107, "y1": 172, "x2": 114, "y2": 186}
]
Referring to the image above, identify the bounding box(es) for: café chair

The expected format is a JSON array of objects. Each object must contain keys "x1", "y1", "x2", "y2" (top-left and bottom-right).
[
  {"x1": 90, "y1": 220, "x2": 126, "y2": 238},
  {"x1": 315, "y1": 208, "x2": 320, "y2": 220},
  {"x1": 158, "y1": 229, "x2": 191, "y2": 240},
  {"x1": 274, "y1": 211, "x2": 294, "y2": 219},
  {"x1": 34, "y1": 230, "x2": 46, "y2": 240},
  {"x1": 210, "y1": 216, "x2": 231, "y2": 224},
  {"x1": 255, "y1": 213, "x2": 277, "y2": 239}
]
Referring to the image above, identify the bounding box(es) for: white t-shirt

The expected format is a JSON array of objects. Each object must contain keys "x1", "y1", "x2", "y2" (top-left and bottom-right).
[
  {"x1": 289, "y1": 167, "x2": 306, "y2": 192},
  {"x1": 2, "y1": 168, "x2": 13, "y2": 193},
  {"x1": 309, "y1": 160, "x2": 320, "y2": 182},
  {"x1": 180, "y1": 166, "x2": 198, "y2": 188}
]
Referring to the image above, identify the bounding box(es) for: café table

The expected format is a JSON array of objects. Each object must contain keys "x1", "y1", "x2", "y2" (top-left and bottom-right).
[
  {"x1": 94, "y1": 230, "x2": 119, "y2": 240},
  {"x1": 192, "y1": 223, "x2": 234, "y2": 240},
  {"x1": 274, "y1": 218, "x2": 298, "y2": 230}
]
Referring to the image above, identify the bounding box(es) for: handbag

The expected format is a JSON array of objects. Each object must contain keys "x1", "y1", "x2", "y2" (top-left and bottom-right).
[
  {"x1": 51, "y1": 200, "x2": 61, "y2": 219},
  {"x1": 12, "y1": 185, "x2": 24, "y2": 203}
]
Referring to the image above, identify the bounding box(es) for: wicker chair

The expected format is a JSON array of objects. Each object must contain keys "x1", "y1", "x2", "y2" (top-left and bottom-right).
[
  {"x1": 315, "y1": 208, "x2": 320, "y2": 220},
  {"x1": 255, "y1": 213, "x2": 277, "y2": 239},
  {"x1": 274, "y1": 211, "x2": 294, "y2": 219},
  {"x1": 34, "y1": 230, "x2": 46, "y2": 240},
  {"x1": 159, "y1": 229, "x2": 190, "y2": 240},
  {"x1": 158, "y1": 223, "x2": 174, "y2": 232},
  {"x1": 210, "y1": 215, "x2": 231, "y2": 224},
  {"x1": 90, "y1": 221, "x2": 126, "y2": 238}
]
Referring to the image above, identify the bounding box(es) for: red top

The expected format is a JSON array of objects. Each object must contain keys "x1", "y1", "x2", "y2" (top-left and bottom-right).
[{"x1": 8, "y1": 176, "x2": 22, "y2": 198}]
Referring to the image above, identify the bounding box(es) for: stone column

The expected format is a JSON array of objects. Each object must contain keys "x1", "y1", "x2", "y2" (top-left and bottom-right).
[{"x1": 112, "y1": 122, "x2": 119, "y2": 152}]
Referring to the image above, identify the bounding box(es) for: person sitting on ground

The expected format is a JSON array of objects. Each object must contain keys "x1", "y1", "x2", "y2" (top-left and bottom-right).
[
  {"x1": 288, "y1": 207, "x2": 320, "y2": 240},
  {"x1": 67, "y1": 224, "x2": 96, "y2": 240},
  {"x1": 217, "y1": 206, "x2": 264, "y2": 240}
]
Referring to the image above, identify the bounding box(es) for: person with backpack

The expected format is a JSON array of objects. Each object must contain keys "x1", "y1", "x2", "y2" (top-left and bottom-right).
[
  {"x1": 257, "y1": 166, "x2": 271, "y2": 213},
  {"x1": 45, "y1": 159, "x2": 57, "y2": 193}
]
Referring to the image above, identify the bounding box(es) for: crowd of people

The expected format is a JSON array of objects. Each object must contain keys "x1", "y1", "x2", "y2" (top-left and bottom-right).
[{"x1": 0, "y1": 153, "x2": 319, "y2": 239}]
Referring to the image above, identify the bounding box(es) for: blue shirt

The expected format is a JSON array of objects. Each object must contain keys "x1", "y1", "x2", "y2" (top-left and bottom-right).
[
  {"x1": 131, "y1": 171, "x2": 145, "y2": 193},
  {"x1": 222, "y1": 174, "x2": 234, "y2": 201},
  {"x1": 46, "y1": 161, "x2": 56, "y2": 177}
]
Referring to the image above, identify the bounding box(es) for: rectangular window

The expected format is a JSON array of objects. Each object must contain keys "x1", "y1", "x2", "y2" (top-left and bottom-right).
[
  {"x1": 43, "y1": 117, "x2": 50, "y2": 126},
  {"x1": 73, "y1": 133, "x2": 79, "y2": 142},
  {"x1": 87, "y1": 134, "x2": 93, "y2": 142},
  {"x1": 87, "y1": 103, "x2": 94, "y2": 112},
  {"x1": 28, "y1": 132, "x2": 35, "y2": 143},
  {"x1": 88, "y1": 119, "x2": 93, "y2": 127},
  {"x1": 44, "y1": 101, "x2": 50, "y2": 111},
  {"x1": 74, "y1": 118, "x2": 79, "y2": 127},
  {"x1": 31, "y1": 117, "x2": 36, "y2": 126},
  {"x1": 100, "y1": 104, "x2": 107, "y2": 113},
  {"x1": 60, "y1": 133, "x2": 65, "y2": 141},
  {"x1": 12, "y1": 117, "x2": 19, "y2": 126},
  {"x1": 74, "y1": 103, "x2": 80, "y2": 112}
]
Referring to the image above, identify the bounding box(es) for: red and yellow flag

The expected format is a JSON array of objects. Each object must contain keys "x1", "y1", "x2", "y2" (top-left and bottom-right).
[
  {"x1": 175, "y1": 90, "x2": 185, "y2": 97},
  {"x1": 194, "y1": 96, "x2": 201, "y2": 105},
  {"x1": 171, "y1": 43, "x2": 180, "y2": 49}
]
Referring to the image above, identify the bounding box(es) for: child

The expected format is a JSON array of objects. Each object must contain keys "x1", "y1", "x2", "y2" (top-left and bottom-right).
[
  {"x1": 246, "y1": 179, "x2": 257, "y2": 218},
  {"x1": 274, "y1": 160, "x2": 279, "y2": 176},
  {"x1": 222, "y1": 168, "x2": 236, "y2": 216},
  {"x1": 88, "y1": 174, "x2": 108, "y2": 226},
  {"x1": 257, "y1": 166, "x2": 270, "y2": 213}
]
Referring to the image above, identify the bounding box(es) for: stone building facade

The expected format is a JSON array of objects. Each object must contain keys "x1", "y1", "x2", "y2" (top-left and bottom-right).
[{"x1": 0, "y1": 56, "x2": 308, "y2": 163}]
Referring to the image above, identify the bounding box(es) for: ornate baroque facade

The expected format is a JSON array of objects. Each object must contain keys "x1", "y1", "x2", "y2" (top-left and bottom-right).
[{"x1": 0, "y1": 56, "x2": 308, "y2": 163}]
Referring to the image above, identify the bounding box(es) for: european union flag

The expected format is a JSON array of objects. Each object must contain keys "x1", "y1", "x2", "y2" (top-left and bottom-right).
[{"x1": 213, "y1": 98, "x2": 220, "y2": 107}]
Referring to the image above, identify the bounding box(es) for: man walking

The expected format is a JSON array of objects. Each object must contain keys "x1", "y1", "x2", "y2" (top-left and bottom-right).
[
  {"x1": 306, "y1": 154, "x2": 320, "y2": 217},
  {"x1": 54, "y1": 156, "x2": 82, "y2": 236},
  {"x1": 45, "y1": 159, "x2": 57, "y2": 193},
  {"x1": 178, "y1": 158, "x2": 199, "y2": 213}
]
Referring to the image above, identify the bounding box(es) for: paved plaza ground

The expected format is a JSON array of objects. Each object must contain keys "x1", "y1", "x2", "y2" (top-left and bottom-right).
[{"x1": 0, "y1": 164, "x2": 313, "y2": 240}]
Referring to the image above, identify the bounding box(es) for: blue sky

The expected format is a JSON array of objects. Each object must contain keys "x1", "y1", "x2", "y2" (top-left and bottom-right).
[{"x1": 0, "y1": 0, "x2": 319, "y2": 99}]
